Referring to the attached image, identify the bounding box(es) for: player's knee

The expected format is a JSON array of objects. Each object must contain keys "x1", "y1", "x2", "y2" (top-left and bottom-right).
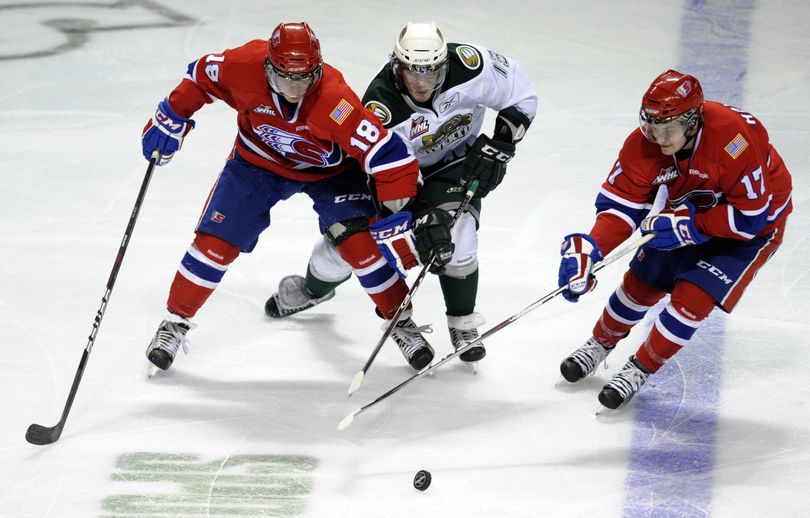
[
  {"x1": 325, "y1": 217, "x2": 369, "y2": 246},
  {"x1": 670, "y1": 280, "x2": 716, "y2": 322},
  {"x1": 192, "y1": 232, "x2": 240, "y2": 265},
  {"x1": 310, "y1": 236, "x2": 352, "y2": 281},
  {"x1": 623, "y1": 270, "x2": 666, "y2": 307}
]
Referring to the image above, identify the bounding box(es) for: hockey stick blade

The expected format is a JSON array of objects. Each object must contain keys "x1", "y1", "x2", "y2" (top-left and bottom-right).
[
  {"x1": 337, "y1": 232, "x2": 655, "y2": 430},
  {"x1": 25, "y1": 422, "x2": 64, "y2": 445}
]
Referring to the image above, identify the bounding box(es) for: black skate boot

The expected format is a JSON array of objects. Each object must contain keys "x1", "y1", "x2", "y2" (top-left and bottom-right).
[
  {"x1": 146, "y1": 313, "x2": 195, "y2": 371},
  {"x1": 560, "y1": 336, "x2": 614, "y2": 382},
  {"x1": 265, "y1": 275, "x2": 335, "y2": 318},
  {"x1": 389, "y1": 317, "x2": 435, "y2": 370},
  {"x1": 598, "y1": 355, "x2": 652, "y2": 410},
  {"x1": 447, "y1": 313, "x2": 486, "y2": 365}
]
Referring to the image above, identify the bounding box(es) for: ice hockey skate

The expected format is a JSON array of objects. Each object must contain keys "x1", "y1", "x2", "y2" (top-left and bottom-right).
[
  {"x1": 596, "y1": 355, "x2": 651, "y2": 413},
  {"x1": 389, "y1": 317, "x2": 435, "y2": 371},
  {"x1": 146, "y1": 312, "x2": 195, "y2": 376},
  {"x1": 559, "y1": 336, "x2": 614, "y2": 383},
  {"x1": 447, "y1": 313, "x2": 486, "y2": 373},
  {"x1": 265, "y1": 275, "x2": 335, "y2": 318}
]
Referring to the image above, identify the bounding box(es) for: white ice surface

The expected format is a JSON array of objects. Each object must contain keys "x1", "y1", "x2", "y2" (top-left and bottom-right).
[{"x1": 2, "y1": 1, "x2": 809, "y2": 517}]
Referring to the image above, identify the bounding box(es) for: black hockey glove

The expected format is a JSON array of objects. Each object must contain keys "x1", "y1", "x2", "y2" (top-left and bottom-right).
[
  {"x1": 412, "y1": 207, "x2": 454, "y2": 274},
  {"x1": 462, "y1": 134, "x2": 516, "y2": 198}
]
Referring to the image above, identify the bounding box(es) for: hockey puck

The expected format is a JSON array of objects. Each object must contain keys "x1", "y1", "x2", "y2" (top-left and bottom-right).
[{"x1": 413, "y1": 470, "x2": 431, "y2": 491}]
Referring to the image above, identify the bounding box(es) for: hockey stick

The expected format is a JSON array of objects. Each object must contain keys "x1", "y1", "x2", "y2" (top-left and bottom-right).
[
  {"x1": 347, "y1": 178, "x2": 480, "y2": 396},
  {"x1": 25, "y1": 151, "x2": 160, "y2": 445},
  {"x1": 338, "y1": 231, "x2": 656, "y2": 430}
]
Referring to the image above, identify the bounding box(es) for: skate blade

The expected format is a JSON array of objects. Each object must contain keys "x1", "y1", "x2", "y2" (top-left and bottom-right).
[
  {"x1": 595, "y1": 404, "x2": 615, "y2": 417},
  {"x1": 147, "y1": 364, "x2": 159, "y2": 378}
]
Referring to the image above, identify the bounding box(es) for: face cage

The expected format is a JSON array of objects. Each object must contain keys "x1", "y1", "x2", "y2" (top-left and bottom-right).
[
  {"x1": 639, "y1": 108, "x2": 699, "y2": 143},
  {"x1": 392, "y1": 57, "x2": 448, "y2": 95},
  {"x1": 264, "y1": 59, "x2": 323, "y2": 99}
]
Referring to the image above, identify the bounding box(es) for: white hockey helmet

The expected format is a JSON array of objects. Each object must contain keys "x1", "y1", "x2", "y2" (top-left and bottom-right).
[
  {"x1": 391, "y1": 22, "x2": 449, "y2": 97},
  {"x1": 394, "y1": 22, "x2": 448, "y2": 68}
]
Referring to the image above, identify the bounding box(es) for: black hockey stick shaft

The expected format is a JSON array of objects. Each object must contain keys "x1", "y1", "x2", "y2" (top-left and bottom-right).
[
  {"x1": 338, "y1": 232, "x2": 655, "y2": 430},
  {"x1": 347, "y1": 178, "x2": 479, "y2": 396},
  {"x1": 25, "y1": 152, "x2": 159, "y2": 445}
]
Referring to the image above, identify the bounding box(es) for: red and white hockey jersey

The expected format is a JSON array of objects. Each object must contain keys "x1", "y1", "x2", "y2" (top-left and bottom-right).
[
  {"x1": 164, "y1": 39, "x2": 419, "y2": 201},
  {"x1": 590, "y1": 101, "x2": 793, "y2": 254}
]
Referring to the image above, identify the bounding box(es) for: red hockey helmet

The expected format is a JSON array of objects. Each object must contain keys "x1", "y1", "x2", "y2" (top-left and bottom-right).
[
  {"x1": 265, "y1": 22, "x2": 323, "y2": 100},
  {"x1": 639, "y1": 70, "x2": 704, "y2": 143},
  {"x1": 640, "y1": 70, "x2": 703, "y2": 123}
]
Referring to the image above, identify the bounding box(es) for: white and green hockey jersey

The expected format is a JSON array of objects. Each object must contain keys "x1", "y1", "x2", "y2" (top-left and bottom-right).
[{"x1": 362, "y1": 43, "x2": 537, "y2": 173}]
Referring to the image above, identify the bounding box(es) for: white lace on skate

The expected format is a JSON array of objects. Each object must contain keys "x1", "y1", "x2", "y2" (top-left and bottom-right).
[
  {"x1": 605, "y1": 357, "x2": 650, "y2": 403},
  {"x1": 147, "y1": 316, "x2": 195, "y2": 359},
  {"x1": 567, "y1": 336, "x2": 612, "y2": 376},
  {"x1": 389, "y1": 317, "x2": 434, "y2": 361},
  {"x1": 269, "y1": 275, "x2": 335, "y2": 317}
]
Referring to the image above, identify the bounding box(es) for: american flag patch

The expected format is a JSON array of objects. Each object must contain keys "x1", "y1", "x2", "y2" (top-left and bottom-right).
[
  {"x1": 211, "y1": 211, "x2": 225, "y2": 223},
  {"x1": 329, "y1": 99, "x2": 354, "y2": 125},
  {"x1": 724, "y1": 133, "x2": 749, "y2": 159}
]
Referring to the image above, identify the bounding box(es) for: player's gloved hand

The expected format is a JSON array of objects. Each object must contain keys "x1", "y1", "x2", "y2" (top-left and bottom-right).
[
  {"x1": 142, "y1": 98, "x2": 195, "y2": 166},
  {"x1": 558, "y1": 233, "x2": 603, "y2": 302},
  {"x1": 412, "y1": 207, "x2": 454, "y2": 275},
  {"x1": 369, "y1": 212, "x2": 419, "y2": 278},
  {"x1": 640, "y1": 201, "x2": 707, "y2": 250},
  {"x1": 462, "y1": 134, "x2": 516, "y2": 198}
]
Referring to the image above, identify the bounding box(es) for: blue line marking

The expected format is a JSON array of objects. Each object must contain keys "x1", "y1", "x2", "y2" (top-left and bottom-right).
[{"x1": 622, "y1": 0, "x2": 754, "y2": 516}]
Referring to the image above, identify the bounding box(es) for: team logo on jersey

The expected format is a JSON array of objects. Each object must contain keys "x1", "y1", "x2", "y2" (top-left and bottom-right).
[
  {"x1": 439, "y1": 93, "x2": 460, "y2": 113},
  {"x1": 252, "y1": 125, "x2": 341, "y2": 167},
  {"x1": 364, "y1": 100, "x2": 392, "y2": 125},
  {"x1": 651, "y1": 166, "x2": 679, "y2": 185},
  {"x1": 410, "y1": 116, "x2": 429, "y2": 139},
  {"x1": 456, "y1": 45, "x2": 481, "y2": 70},
  {"x1": 253, "y1": 104, "x2": 277, "y2": 116},
  {"x1": 724, "y1": 133, "x2": 749, "y2": 159},
  {"x1": 418, "y1": 113, "x2": 473, "y2": 153},
  {"x1": 329, "y1": 99, "x2": 354, "y2": 125}
]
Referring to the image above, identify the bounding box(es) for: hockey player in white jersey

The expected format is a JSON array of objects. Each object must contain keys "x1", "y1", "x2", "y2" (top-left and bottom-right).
[{"x1": 266, "y1": 22, "x2": 538, "y2": 367}]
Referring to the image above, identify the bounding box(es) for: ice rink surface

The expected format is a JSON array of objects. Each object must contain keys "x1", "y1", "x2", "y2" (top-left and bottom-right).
[{"x1": 2, "y1": 1, "x2": 809, "y2": 516}]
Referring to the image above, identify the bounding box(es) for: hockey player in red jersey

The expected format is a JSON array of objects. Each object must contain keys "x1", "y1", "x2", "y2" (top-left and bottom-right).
[
  {"x1": 141, "y1": 22, "x2": 452, "y2": 373},
  {"x1": 557, "y1": 69, "x2": 792, "y2": 410}
]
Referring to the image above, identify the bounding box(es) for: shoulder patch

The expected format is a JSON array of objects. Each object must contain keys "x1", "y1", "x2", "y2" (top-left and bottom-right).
[
  {"x1": 329, "y1": 98, "x2": 354, "y2": 125},
  {"x1": 364, "y1": 100, "x2": 392, "y2": 125},
  {"x1": 724, "y1": 133, "x2": 749, "y2": 159},
  {"x1": 455, "y1": 45, "x2": 481, "y2": 70}
]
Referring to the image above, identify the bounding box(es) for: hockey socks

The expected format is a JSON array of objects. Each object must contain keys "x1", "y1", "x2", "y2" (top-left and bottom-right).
[
  {"x1": 336, "y1": 231, "x2": 409, "y2": 320},
  {"x1": 166, "y1": 233, "x2": 240, "y2": 318},
  {"x1": 635, "y1": 280, "x2": 715, "y2": 372},
  {"x1": 593, "y1": 270, "x2": 665, "y2": 346},
  {"x1": 439, "y1": 269, "x2": 478, "y2": 317}
]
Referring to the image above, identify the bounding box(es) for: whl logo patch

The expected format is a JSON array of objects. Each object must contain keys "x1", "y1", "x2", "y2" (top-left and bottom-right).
[{"x1": 652, "y1": 166, "x2": 679, "y2": 185}]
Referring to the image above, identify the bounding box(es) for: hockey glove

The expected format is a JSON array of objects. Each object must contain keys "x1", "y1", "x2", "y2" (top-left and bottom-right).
[
  {"x1": 412, "y1": 207, "x2": 454, "y2": 275},
  {"x1": 142, "y1": 98, "x2": 195, "y2": 166},
  {"x1": 558, "y1": 233, "x2": 603, "y2": 302},
  {"x1": 640, "y1": 201, "x2": 707, "y2": 251},
  {"x1": 369, "y1": 212, "x2": 419, "y2": 278},
  {"x1": 462, "y1": 134, "x2": 516, "y2": 198}
]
